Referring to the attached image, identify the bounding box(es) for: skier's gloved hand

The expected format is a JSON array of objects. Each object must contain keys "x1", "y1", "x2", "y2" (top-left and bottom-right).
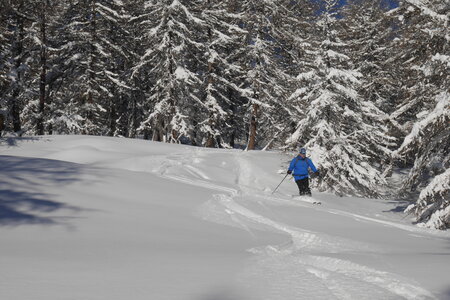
[
  {"x1": 309, "y1": 170, "x2": 320, "y2": 179},
  {"x1": 287, "y1": 170, "x2": 292, "y2": 175}
]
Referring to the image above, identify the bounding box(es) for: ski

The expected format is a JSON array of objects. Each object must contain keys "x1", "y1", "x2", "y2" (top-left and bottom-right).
[{"x1": 292, "y1": 195, "x2": 322, "y2": 205}]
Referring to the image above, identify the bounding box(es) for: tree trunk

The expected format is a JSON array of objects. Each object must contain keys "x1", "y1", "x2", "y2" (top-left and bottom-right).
[
  {"x1": 167, "y1": 30, "x2": 176, "y2": 143},
  {"x1": 37, "y1": 7, "x2": 47, "y2": 135},
  {"x1": 227, "y1": 87, "x2": 235, "y2": 148},
  {"x1": 129, "y1": 76, "x2": 141, "y2": 138},
  {"x1": 0, "y1": 114, "x2": 4, "y2": 137},
  {"x1": 151, "y1": 130, "x2": 160, "y2": 141},
  {"x1": 246, "y1": 103, "x2": 259, "y2": 150},
  {"x1": 10, "y1": 3, "x2": 25, "y2": 134},
  {"x1": 108, "y1": 103, "x2": 116, "y2": 136},
  {"x1": 204, "y1": 0, "x2": 216, "y2": 148},
  {"x1": 171, "y1": 128, "x2": 178, "y2": 143},
  {"x1": 152, "y1": 115, "x2": 164, "y2": 142},
  {"x1": 205, "y1": 60, "x2": 216, "y2": 147},
  {"x1": 11, "y1": 91, "x2": 22, "y2": 133},
  {"x1": 205, "y1": 132, "x2": 215, "y2": 147},
  {"x1": 205, "y1": 59, "x2": 216, "y2": 147},
  {"x1": 84, "y1": 0, "x2": 97, "y2": 135},
  {"x1": 129, "y1": 97, "x2": 137, "y2": 138}
]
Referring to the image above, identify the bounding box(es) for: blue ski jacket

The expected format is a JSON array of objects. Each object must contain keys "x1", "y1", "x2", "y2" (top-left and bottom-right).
[{"x1": 288, "y1": 156, "x2": 317, "y2": 180}]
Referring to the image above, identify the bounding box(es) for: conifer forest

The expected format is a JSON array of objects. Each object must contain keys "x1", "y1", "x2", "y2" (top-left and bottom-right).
[{"x1": 0, "y1": 0, "x2": 448, "y2": 228}]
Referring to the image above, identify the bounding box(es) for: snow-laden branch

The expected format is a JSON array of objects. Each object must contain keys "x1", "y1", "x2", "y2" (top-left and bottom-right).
[
  {"x1": 403, "y1": 0, "x2": 448, "y2": 25},
  {"x1": 406, "y1": 168, "x2": 450, "y2": 229},
  {"x1": 395, "y1": 91, "x2": 450, "y2": 157}
]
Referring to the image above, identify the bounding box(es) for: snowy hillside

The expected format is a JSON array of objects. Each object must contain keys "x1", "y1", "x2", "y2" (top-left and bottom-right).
[{"x1": 1, "y1": 136, "x2": 449, "y2": 300}]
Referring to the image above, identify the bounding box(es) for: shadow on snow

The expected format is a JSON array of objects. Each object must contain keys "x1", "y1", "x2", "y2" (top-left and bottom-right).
[
  {"x1": 0, "y1": 136, "x2": 44, "y2": 147},
  {"x1": 0, "y1": 155, "x2": 86, "y2": 226},
  {"x1": 385, "y1": 201, "x2": 411, "y2": 213}
]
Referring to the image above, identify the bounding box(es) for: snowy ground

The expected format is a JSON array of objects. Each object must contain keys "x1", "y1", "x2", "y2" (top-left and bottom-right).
[{"x1": 1, "y1": 135, "x2": 449, "y2": 300}]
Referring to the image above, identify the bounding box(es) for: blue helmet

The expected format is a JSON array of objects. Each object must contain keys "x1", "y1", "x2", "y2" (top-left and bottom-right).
[{"x1": 299, "y1": 148, "x2": 306, "y2": 154}]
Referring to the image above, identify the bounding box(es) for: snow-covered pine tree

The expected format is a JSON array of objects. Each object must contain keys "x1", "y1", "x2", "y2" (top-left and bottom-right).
[
  {"x1": 388, "y1": 0, "x2": 448, "y2": 135},
  {"x1": 53, "y1": 0, "x2": 130, "y2": 135},
  {"x1": 231, "y1": 0, "x2": 294, "y2": 150},
  {"x1": 120, "y1": 0, "x2": 148, "y2": 138},
  {"x1": 0, "y1": 0, "x2": 34, "y2": 135},
  {"x1": 32, "y1": 1, "x2": 50, "y2": 135},
  {"x1": 133, "y1": 0, "x2": 204, "y2": 143},
  {"x1": 405, "y1": 168, "x2": 449, "y2": 230},
  {"x1": 342, "y1": 0, "x2": 398, "y2": 114},
  {"x1": 388, "y1": 1, "x2": 449, "y2": 228},
  {"x1": 400, "y1": 91, "x2": 449, "y2": 229},
  {"x1": 280, "y1": 0, "x2": 321, "y2": 149},
  {"x1": 17, "y1": 0, "x2": 67, "y2": 136},
  {"x1": 197, "y1": 0, "x2": 247, "y2": 148},
  {"x1": 101, "y1": 1, "x2": 133, "y2": 137},
  {"x1": 109, "y1": 3, "x2": 139, "y2": 139},
  {"x1": 34, "y1": 2, "x2": 82, "y2": 134},
  {"x1": 286, "y1": 0, "x2": 393, "y2": 197},
  {"x1": 341, "y1": 0, "x2": 400, "y2": 177}
]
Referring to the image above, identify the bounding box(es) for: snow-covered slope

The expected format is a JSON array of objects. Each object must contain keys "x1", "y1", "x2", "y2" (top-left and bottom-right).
[{"x1": 1, "y1": 136, "x2": 449, "y2": 300}]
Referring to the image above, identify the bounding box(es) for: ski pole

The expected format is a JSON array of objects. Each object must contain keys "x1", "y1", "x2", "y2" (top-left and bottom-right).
[{"x1": 272, "y1": 173, "x2": 289, "y2": 195}]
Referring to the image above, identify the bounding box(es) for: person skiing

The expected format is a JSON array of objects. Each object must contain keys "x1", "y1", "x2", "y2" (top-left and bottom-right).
[{"x1": 287, "y1": 147, "x2": 319, "y2": 196}]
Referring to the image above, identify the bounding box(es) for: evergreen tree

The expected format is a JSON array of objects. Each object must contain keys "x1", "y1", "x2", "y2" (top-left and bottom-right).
[
  {"x1": 280, "y1": 0, "x2": 320, "y2": 149},
  {"x1": 388, "y1": 0, "x2": 448, "y2": 132},
  {"x1": 133, "y1": 0, "x2": 205, "y2": 143},
  {"x1": 342, "y1": 0, "x2": 400, "y2": 115},
  {"x1": 196, "y1": 0, "x2": 246, "y2": 147},
  {"x1": 1, "y1": 0, "x2": 33, "y2": 135},
  {"x1": 390, "y1": 0, "x2": 449, "y2": 229},
  {"x1": 53, "y1": 0, "x2": 130, "y2": 135},
  {"x1": 103, "y1": 1, "x2": 134, "y2": 137},
  {"x1": 401, "y1": 91, "x2": 449, "y2": 229},
  {"x1": 405, "y1": 167, "x2": 449, "y2": 230},
  {"x1": 121, "y1": 0, "x2": 148, "y2": 138},
  {"x1": 341, "y1": 0, "x2": 400, "y2": 177},
  {"x1": 17, "y1": 0, "x2": 67, "y2": 135},
  {"x1": 286, "y1": 0, "x2": 392, "y2": 197},
  {"x1": 238, "y1": 0, "x2": 294, "y2": 150}
]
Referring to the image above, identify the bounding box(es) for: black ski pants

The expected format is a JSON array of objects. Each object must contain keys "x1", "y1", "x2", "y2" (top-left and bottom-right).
[{"x1": 295, "y1": 177, "x2": 311, "y2": 196}]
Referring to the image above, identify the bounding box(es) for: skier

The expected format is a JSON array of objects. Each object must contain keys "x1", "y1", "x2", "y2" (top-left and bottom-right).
[{"x1": 287, "y1": 148, "x2": 319, "y2": 196}]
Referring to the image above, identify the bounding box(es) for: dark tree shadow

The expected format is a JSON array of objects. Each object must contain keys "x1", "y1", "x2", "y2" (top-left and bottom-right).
[
  {"x1": 0, "y1": 136, "x2": 43, "y2": 147},
  {"x1": 386, "y1": 202, "x2": 411, "y2": 213},
  {"x1": 0, "y1": 190, "x2": 64, "y2": 225},
  {"x1": 0, "y1": 155, "x2": 87, "y2": 226},
  {"x1": 381, "y1": 200, "x2": 414, "y2": 213}
]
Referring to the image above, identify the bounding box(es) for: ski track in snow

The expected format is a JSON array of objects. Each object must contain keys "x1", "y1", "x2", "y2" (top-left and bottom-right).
[
  {"x1": 164, "y1": 175, "x2": 238, "y2": 195},
  {"x1": 159, "y1": 150, "x2": 439, "y2": 236},
  {"x1": 198, "y1": 194, "x2": 435, "y2": 300},
  {"x1": 155, "y1": 150, "x2": 436, "y2": 300}
]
